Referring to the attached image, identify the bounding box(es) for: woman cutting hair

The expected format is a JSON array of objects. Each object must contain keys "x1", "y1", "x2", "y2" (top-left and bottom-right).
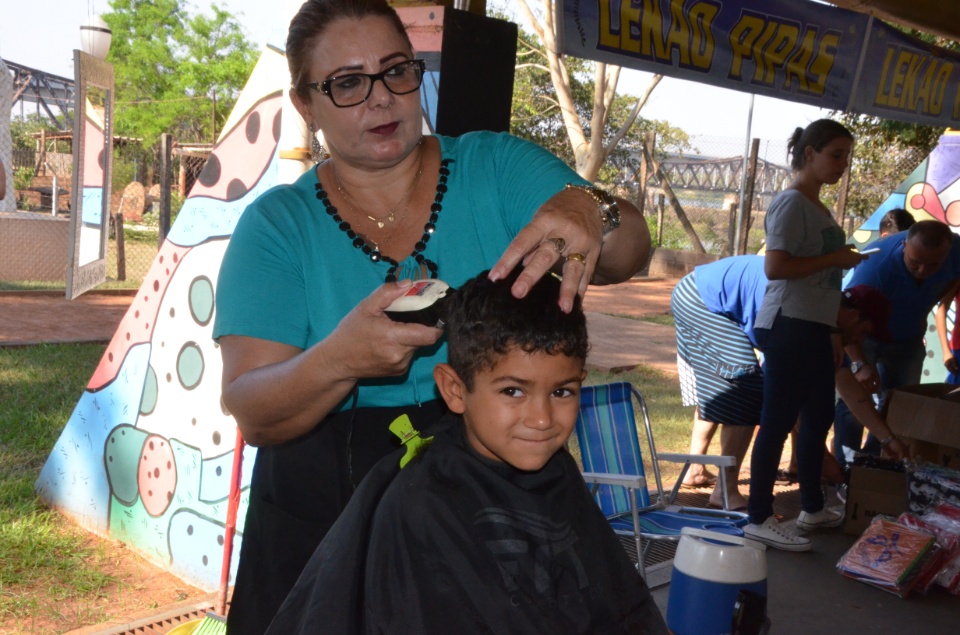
[{"x1": 212, "y1": 1, "x2": 650, "y2": 632}]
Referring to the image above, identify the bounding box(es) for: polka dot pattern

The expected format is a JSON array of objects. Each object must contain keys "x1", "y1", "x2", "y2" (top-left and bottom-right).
[
  {"x1": 104, "y1": 425, "x2": 150, "y2": 505},
  {"x1": 88, "y1": 241, "x2": 191, "y2": 390},
  {"x1": 137, "y1": 435, "x2": 177, "y2": 517},
  {"x1": 187, "y1": 96, "x2": 282, "y2": 202}
]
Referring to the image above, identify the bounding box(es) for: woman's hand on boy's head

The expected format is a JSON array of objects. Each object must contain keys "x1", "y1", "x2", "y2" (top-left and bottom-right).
[
  {"x1": 327, "y1": 282, "x2": 443, "y2": 380},
  {"x1": 489, "y1": 188, "x2": 604, "y2": 313}
]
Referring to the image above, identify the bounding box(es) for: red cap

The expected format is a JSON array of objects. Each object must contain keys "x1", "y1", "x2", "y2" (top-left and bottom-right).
[{"x1": 843, "y1": 285, "x2": 892, "y2": 342}]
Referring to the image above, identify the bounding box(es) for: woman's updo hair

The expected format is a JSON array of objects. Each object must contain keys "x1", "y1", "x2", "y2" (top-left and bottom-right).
[
  {"x1": 287, "y1": 0, "x2": 413, "y2": 101},
  {"x1": 787, "y1": 119, "x2": 853, "y2": 170}
]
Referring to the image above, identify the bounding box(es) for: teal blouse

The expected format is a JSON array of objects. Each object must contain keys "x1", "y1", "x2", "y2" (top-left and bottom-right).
[{"x1": 213, "y1": 131, "x2": 587, "y2": 410}]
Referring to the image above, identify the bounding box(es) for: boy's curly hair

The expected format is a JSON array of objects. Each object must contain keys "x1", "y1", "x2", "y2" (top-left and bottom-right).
[{"x1": 444, "y1": 266, "x2": 589, "y2": 390}]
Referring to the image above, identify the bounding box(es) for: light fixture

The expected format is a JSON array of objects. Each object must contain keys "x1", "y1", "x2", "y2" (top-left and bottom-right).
[{"x1": 80, "y1": 15, "x2": 112, "y2": 61}]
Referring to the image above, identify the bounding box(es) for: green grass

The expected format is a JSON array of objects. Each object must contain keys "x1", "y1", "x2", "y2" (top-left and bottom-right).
[
  {"x1": 637, "y1": 314, "x2": 675, "y2": 327},
  {"x1": 0, "y1": 233, "x2": 156, "y2": 290},
  {"x1": 604, "y1": 313, "x2": 676, "y2": 328},
  {"x1": 107, "y1": 234, "x2": 158, "y2": 287},
  {"x1": 0, "y1": 343, "x2": 118, "y2": 628},
  {"x1": 0, "y1": 344, "x2": 698, "y2": 629},
  {"x1": 0, "y1": 281, "x2": 66, "y2": 291}
]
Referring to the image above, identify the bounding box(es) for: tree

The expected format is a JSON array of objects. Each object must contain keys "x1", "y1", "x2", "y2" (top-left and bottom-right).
[
  {"x1": 513, "y1": 0, "x2": 665, "y2": 180},
  {"x1": 103, "y1": 0, "x2": 256, "y2": 148},
  {"x1": 176, "y1": 6, "x2": 259, "y2": 143},
  {"x1": 10, "y1": 114, "x2": 62, "y2": 152},
  {"x1": 830, "y1": 28, "x2": 952, "y2": 220},
  {"x1": 832, "y1": 113, "x2": 942, "y2": 220},
  {"x1": 504, "y1": 4, "x2": 689, "y2": 185},
  {"x1": 104, "y1": 0, "x2": 186, "y2": 146}
]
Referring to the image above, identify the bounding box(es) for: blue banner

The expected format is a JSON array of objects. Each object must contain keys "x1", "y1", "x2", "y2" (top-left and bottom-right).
[
  {"x1": 558, "y1": 0, "x2": 960, "y2": 127},
  {"x1": 853, "y1": 20, "x2": 960, "y2": 127}
]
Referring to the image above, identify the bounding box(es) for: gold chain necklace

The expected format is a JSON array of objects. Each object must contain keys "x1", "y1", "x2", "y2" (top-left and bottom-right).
[{"x1": 334, "y1": 140, "x2": 424, "y2": 229}]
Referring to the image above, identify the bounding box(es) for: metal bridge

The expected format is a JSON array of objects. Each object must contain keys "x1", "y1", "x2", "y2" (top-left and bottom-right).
[
  {"x1": 654, "y1": 155, "x2": 793, "y2": 196},
  {"x1": 4, "y1": 60, "x2": 75, "y2": 129}
]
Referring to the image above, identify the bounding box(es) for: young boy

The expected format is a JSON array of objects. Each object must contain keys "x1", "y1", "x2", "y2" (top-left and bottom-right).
[{"x1": 266, "y1": 267, "x2": 668, "y2": 634}]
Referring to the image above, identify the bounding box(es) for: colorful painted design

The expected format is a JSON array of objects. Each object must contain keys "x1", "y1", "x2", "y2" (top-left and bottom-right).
[
  {"x1": 37, "y1": 50, "x2": 285, "y2": 588},
  {"x1": 81, "y1": 108, "x2": 106, "y2": 227}
]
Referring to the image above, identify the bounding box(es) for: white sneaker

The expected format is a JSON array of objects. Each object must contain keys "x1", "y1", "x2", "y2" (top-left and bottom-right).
[
  {"x1": 835, "y1": 484, "x2": 848, "y2": 505},
  {"x1": 797, "y1": 507, "x2": 844, "y2": 531},
  {"x1": 743, "y1": 517, "x2": 811, "y2": 552}
]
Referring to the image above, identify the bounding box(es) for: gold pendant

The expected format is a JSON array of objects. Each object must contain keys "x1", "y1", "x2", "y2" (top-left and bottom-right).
[{"x1": 368, "y1": 212, "x2": 395, "y2": 229}]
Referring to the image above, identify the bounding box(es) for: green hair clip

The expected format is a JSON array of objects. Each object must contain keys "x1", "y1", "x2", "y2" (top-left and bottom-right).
[{"x1": 389, "y1": 414, "x2": 433, "y2": 469}]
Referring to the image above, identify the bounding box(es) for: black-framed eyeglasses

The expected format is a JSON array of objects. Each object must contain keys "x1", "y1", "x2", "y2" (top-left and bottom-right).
[{"x1": 306, "y1": 59, "x2": 426, "y2": 108}]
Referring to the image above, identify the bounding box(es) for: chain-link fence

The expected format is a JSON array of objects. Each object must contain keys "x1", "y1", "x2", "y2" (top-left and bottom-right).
[
  {"x1": 612, "y1": 134, "x2": 789, "y2": 257},
  {"x1": 1, "y1": 133, "x2": 208, "y2": 290},
  {"x1": 1, "y1": 124, "x2": 929, "y2": 287},
  {"x1": 614, "y1": 133, "x2": 924, "y2": 257}
]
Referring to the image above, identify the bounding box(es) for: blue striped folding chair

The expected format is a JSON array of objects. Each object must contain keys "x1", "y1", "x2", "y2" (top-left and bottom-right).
[{"x1": 575, "y1": 382, "x2": 748, "y2": 579}]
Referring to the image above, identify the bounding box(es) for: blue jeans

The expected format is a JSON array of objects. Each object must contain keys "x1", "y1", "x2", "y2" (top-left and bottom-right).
[
  {"x1": 832, "y1": 335, "x2": 925, "y2": 469},
  {"x1": 749, "y1": 314, "x2": 835, "y2": 525}
]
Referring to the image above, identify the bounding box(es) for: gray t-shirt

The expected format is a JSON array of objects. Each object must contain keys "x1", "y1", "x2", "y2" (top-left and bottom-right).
[{"x1": 756, "y1": 189, "x2": 846, "y2": 329}]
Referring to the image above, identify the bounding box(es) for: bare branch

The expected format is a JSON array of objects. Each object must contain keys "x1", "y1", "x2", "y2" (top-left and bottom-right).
[
  {"x1": 605, "y1": 74, "x2": 663, "y2": 153},
  {"x1": 515, "y1": 0, "x2": 661, "y2": 179},
  {"x1": 515, "y1": 63, "x2": 552, "y2": 73}
]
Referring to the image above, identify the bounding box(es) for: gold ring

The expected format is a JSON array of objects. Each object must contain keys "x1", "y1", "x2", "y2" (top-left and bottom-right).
[
  {"x1": 565, "y1": 252, "x2": 586, "y2": 264},
  {"x1": 544, "y1": 237, "x2": 566, "y2": 254}
]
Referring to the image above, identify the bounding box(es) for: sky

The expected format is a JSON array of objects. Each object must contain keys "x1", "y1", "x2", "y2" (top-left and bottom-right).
[{"x1": 1, "y1": 0, "x2": 829, "y2": 157}]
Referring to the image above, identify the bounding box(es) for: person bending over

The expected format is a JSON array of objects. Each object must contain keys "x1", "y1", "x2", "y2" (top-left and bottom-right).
[
  {"x1": 878, "y1": 208, "x2": 916, "y2": 238},
  {"x1": 935, "y1": 279, "x2": 960, "y2": 385},
  {"x1": 673, "y1": 255, "x2": 906, "y2": 513},
  {"x1": 265, "y1": 267, "x2": 669, "y2": 634},
  {"x1": 834, "y1": 220, "x2": 960, "y2": 468}
]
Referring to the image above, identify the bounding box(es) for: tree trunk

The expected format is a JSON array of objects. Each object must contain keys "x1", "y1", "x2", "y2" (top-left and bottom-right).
[
  {"x1": 739, "y1": 139, "x2": 760, "y2": 255},
  {"x1": 642, "y1": 144, "x2": 706, "y2": 254}
]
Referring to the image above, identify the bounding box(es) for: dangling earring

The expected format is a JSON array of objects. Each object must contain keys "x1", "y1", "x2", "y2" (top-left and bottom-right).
[{"x1": 309, "y1": 122, "x2": 326, "y2": 162}]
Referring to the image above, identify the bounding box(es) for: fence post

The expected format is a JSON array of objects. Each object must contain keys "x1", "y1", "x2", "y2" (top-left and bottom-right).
[
  {"x1": 637, "y1": 131, "x2": 656, "y2": 216},
  {"x1": 656, "y1": 194, "x2": 665, "y2": 247},
  {"x1": 159, "y1": 133, "x2": 172, "y2": 247},
  {"x1": 727, "y1": 201, "x2": 738, "y2": 257},
  {"x1": 115, "y1": 212, "x2": 126, "y2": 282},
  {"x1": 738, "y1": 138, "x2": 761, "y2": 255},
  {"x1": 835, "y1": 165, "x2": 851, "y2": 236},
  {"x1": 35, "y1": 129, "x2": 46, "y2": 174}
]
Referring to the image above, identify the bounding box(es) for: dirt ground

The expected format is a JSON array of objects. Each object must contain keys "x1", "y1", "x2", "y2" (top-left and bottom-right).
[
  {"x1": 13, "y1": 530, "x2": 211, "y2": 635},
  {"x1": 0, "y1": 278, "x2": 677, "y2": 347},
  {"x1": 0, "y1": 290, "x2": 135, "y2": 346},
  {"x1": 0, "y1": 278, "x2": 679, "y2": 634}
]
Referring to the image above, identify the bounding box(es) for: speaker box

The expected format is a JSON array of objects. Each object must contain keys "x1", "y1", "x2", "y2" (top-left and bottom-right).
[{"x1": 399, "y1": 6, "x2": 518, "y2": 136}]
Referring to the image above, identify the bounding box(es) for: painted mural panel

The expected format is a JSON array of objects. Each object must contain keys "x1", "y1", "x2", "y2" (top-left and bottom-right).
[{"x1": 847, "y1": 132, "x2": 960, "y2": 383}]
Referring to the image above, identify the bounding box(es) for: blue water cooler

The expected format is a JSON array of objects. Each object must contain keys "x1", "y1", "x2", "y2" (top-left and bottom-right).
[{"x1": 666, "y1": 527, "x2": 768, "y2": 635}]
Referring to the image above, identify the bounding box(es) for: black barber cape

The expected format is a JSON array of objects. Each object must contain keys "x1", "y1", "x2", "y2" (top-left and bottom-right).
[{"x1": 266, "y1": 416, "x2": 668, "y2": 635}]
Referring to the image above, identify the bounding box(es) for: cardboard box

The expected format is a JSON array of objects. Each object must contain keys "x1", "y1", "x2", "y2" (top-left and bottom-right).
[
  {"x1": 844, "y1": 464, "x2": 909, "y2": 535},
  {"x1": 883, "y1": 384, "x2": 960, "y2": 469}
]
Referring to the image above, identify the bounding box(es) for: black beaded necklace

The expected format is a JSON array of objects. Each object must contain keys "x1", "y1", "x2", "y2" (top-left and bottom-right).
[{"x1": 314, "y1": 158, "x2": 453, "y2": 282}]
